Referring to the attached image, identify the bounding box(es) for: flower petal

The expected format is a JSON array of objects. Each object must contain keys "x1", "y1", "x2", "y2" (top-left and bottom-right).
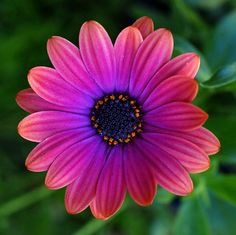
[
  {"x1": 124, "y1": 144, "x2": 156, "y2": 206},
  {"x1": 91, "y1": 147, "x2": 126, "y2": 219},
  {"x1": 90, "y1": 200, "x2": 106, "y2": 220},
  {"x1": 143, "y1": 133, "x2": 210, "y2": 173},
  {"x1": 25, "y1": 128, "x2": 94, "y2": 172},
  {"x1": 79, "y1": 21, "x2": 116, "y2": 93},
  {"x1": 114, "y1": 26, "x2": 143, "y2": 92},
  {"x1": 143, "y1": 76, "x2": 198, "y2": 111},
  {"x1": 141, "y1": 53, "x2": 200, "y2": 100},
  {"x1": 135, "y1": 140, "x2": 193, "y2": 195},
  {"x1": 144, "y1": 125, "x2": 220, "y2": 156},
  {"x1": 65, "y1": 143, "x2": 107, "y2": 214},
  {"x1": 45, "y1": 136, "x2": 102, "y2": 189},
  {"x1": 132, "y1": 16, "x2": 154, "y2": 39},
  {"x1": 144, "y1": 102, "x2": 208, "y2": 132},
  {"x1": 28, "y1": 66, "x2": 93, "y2": 112},
  {"x1": 47, "y1": 36, "x2": 102, "y2": 98},
  {"x1": 16, "y1": 88, "x2": 73, "y2": 113},
  {"x1": 18, "y1": 111, "x2": 90, "y2": 142},
  {"x1": 129, "y1": 29, "x2": 173, "y2": 97}
]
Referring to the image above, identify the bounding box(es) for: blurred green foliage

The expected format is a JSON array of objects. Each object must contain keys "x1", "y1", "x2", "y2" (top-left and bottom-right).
[{"x1": 1, "y1": 0, "x2": 236, "y2": 234}]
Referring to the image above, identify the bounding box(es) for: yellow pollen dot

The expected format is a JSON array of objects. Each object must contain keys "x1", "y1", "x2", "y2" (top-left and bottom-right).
[
  {"x1": 103, "y1": 136, "x2": 108, "y2": 141},
  {"x1": 113, "y1": 140, "x2": 118, "y2": 145},
  {"x1": 91, "y1": 116, "x2": 96, "y2": 121},
  {"x1": 131, "y1": 132, "x2": 136, "y2": 137},
  {"x1": 137, "y1": 128, "x2": 142, "y2": 133},
  {"x1": 104, "y1": 97, "x2": 109, "y2": 102},
  {"x1": 118, "y1": 95, "x2": 123, "y2": 100},
  {"x1": 135, "y1": 113, "x2": 140, "y2": 118},
  {"x1": 124, "y1": 138, "x2": 130, "y2": 143},
  {"x1": 135, "y1": 109, "x2": 140, "y2": 113},
  {"x1": 98, "y1": 100, "x2": 104, "y2": 105},
  {"x1": 130, "y1": 100, "x2": 135, "y2": 105},
  {"x1": 110, "y1": 95, "x2": 115, "y2": 100}
]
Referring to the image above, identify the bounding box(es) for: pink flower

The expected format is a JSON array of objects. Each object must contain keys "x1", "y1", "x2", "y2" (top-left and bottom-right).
[{"x1": 16, "y1": 16, "x2": 220, "y2": 219}]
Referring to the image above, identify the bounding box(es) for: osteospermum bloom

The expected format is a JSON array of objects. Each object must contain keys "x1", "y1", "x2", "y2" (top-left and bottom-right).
[{"x1": 16, "y1": 16, "x2": 220, "y2": 219}]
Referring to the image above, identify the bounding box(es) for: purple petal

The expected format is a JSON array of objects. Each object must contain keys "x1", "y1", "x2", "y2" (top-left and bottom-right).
[
  {"x1": 132, "y1": 16, "x2": 154, "y2": 39},
  {"x1": 16, "y1": 88, "x2": 75, "y2": 113},
  {"x1": 135, "y1": 139, "x2": 193, "y2": 195},
  {"x1": 18, "y1": 111, "x2": 90, "y2": 142},
  {"x1": 47, "y1": 36, "x2": 102, "y2": 98},
  {"x1": 144, "y1": 102, "x2": 208, "y2": 132},
  {"x1": 91, "y1": 147, "x2": 126, "y2": 219},
  {"x1": 129, "y1": 29, "x2": 173, "y2": 97},
  {"x1": 143, "y1": 132, "x2": 210, "y2": 173},
  {"x1": 144, "y1": 125, "x2": 220, "y2": 156},
  {"x1": 65, "y1": 143, "x2": 107, "y2": 214},
  {"x1": 25, "y1": 128, "x2": 95, "y2": 172},
  {"x1": 141, "y1": 53, "x2": 200, "y2": 100},
  {"x1": 28, "y1": 66, "x2": 93, "y2": 111},
  {"x1": 124, "y1": 144, "x2": 156, "y2": 205},
  {"x1": 114, "y1": 26, "x2": 143, "y2": 92},
  {"x1": 143, "y1": 76, "x2": 198, "y2": 112},
  {"x1": 45, "y1": 136, "x2": 103, "y2": 189},
  {"x1": 79, "y1": 21, "x2": 116, "y2": 93}
]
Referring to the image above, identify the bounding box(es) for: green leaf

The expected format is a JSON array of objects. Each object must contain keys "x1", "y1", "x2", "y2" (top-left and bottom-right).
[
  {"x1": 205, "y1": 116, "x2": 236, "y2": 164},
  {"x1": 205, "y1": 11, "x2": 236, "y2": 70},
  {"x1": 201, "y1": 62, "x2": 236, "y2": 88},
  {"x1": 173, "y1": 198, "x2": 210, "y2": 235},
  {"x1": 174, "y1": 36, "x2": 212, "y2": 82},
  {"x1": 204, "y1": 192, "x2": 236, "y2": 235},
  {"x1": 155, "y1": 188, "x2": 175, "y2": 204},
  {"x1": 185, "y1": 0, "x2": 228, "y2": 9},
  {"x1": 207, "y1": 175, "x2": 236, "y2": 207}
]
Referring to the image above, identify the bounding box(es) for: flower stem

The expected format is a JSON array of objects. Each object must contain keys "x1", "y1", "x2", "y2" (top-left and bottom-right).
[
  {"x1": 72, "y1": 202, "x2": 129, "y2": 235},
  {"x1": 0, "y1": 185, "x2": 53, "y2": 217}
]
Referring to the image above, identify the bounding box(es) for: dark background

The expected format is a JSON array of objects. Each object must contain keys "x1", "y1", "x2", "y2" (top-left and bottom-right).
[{"x1": 1, "y1": 0, "x2": 236, "y2": 234}]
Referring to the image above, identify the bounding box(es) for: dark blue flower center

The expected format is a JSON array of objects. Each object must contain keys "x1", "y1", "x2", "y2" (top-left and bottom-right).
[{"x1": 91, "y1": 94, "x2": 142, "y2": 145}]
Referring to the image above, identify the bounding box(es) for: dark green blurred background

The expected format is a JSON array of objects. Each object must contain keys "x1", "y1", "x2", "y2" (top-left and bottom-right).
[{"x1": 1, "y1": 0, "x2": 236, "y2": 234}]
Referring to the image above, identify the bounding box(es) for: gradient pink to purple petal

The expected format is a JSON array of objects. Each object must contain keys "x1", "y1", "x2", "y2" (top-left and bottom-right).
[{"x1": 16, "y1": 16, "x2": 220, "y2": 219}]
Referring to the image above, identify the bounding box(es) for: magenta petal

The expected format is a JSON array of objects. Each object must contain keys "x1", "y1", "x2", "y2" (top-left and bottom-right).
[
  {"x1": 28, "y1": 66, "x2": 93, "y2": 111},
  {"x1": 90, "y1": 200, "x2": 106, "y2": 220},
  {"x1": 91, "y1": 147, "x2": 126, "y2": 219},
  {"x1": 141, "y1": 53, "x2": 200, "y2": 99},
  {"x1": 144, "y1": 125, "x2": 220, "y2": 156},
  {"x1": 124, "y1": 144, "x2": 156, "y2": 206},
  {"x1": 25, "y1": 128, "x2": 94, "y2": 172},
  {"x1": 114, "y1": 26, "x2": 143, "y2": 92},
  {"x1": 79, "y1": 21, "x2": 116, "y2": 93},
  {"x1": 65, "y1": 143, "x2": 107, "y2": 214},
  {"x1": 132, "y1": 16, "x2": 154, "y2": 39},
  {"x1": 47, "y1": 36, "x2": 102, "y2": 98},
  {"x1": 18, "y1": 111, "x2": 90, "y2": 142},
  {"x1": 172, "y1": 127, "x2": 220, "y2": 155},
  {"x1": 45, "y1": 136, "x2": 102, "y2": 189},
  {"x1": 135, "y1": 140, "x2": 193, "y2": 195},
  {"x1": 143, "y1": 133, "x2": 210, "y2": 173},
  {"x1": 16, "y1": 88, "x2": 73, "y2": 113},
  {"x1": 143, "y1": 76, "x2": 198, "y2": 112},
  {"x1": 129, "y1": 28, "x2": 173, "y2": 97},
  {"x1": 144, "y1": 102, "x2": 208, "y2": 132}
]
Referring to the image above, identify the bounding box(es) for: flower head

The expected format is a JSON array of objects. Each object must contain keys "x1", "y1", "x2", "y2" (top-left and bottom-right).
[{"x1": 16, "y1": 16, "x2": 220, "y2": 219}]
